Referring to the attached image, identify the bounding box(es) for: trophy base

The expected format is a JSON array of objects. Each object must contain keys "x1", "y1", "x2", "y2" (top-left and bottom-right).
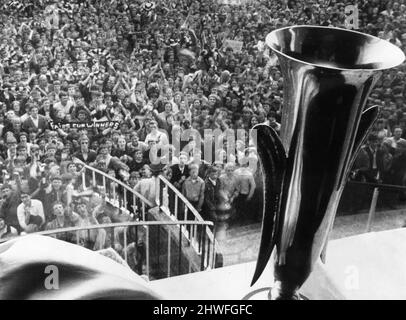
[{"x1": 241, "y1": 287, "x2": 308, "y2": 300}]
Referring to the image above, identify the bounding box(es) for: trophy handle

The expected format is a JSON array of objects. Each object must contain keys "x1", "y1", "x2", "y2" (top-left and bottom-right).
[
  {"x1": 344, "y1": 105, "x2": 380, "y2": 186},
  {"x1": 250, "y1": 124, "x2": 287, "y2": 286}
]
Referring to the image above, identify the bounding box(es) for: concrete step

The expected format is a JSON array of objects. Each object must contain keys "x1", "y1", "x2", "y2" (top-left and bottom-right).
[{"x1": 216, "y1": 222, "x2": 262, "y2": 267}]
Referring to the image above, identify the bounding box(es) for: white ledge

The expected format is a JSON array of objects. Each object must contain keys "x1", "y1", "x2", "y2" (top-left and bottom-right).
[{"x1": 150, "y1": 228, "x2": 406, "y2": 300}]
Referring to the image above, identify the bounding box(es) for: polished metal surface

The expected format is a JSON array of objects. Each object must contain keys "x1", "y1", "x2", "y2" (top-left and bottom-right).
[{"x1": 252, "y1": 26, "x2": 405, "y2": 299}]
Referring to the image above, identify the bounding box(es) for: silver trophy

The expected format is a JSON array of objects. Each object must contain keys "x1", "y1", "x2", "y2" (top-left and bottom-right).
[{"x1": 252, "y1": 26, "x2": 405, "y2": 299}]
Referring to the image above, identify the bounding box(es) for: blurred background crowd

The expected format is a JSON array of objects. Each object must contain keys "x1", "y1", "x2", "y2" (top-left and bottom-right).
[{"x1": 0, "y1": 0, "x2": 405, "y2": 244}]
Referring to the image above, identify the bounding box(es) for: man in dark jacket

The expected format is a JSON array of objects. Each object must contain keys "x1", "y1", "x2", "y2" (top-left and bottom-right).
[
  {"x1": 353, "y1": 133, "x2": 380, "y2": 183},
  {"x1": 0, "y1": 178, "x2": 22, "y2": 234},
  {"x1": 170, "y1": 152, "x2": 190, "y2": 190},
  {"x1": 348, "y1": 134, "x2": 379, "y2": 212},
  {"x1": 0, "y1": 216, "x2": 18, "y2": 239},
  {"x1": 202, "y1": 166, "x2": 220, "y2": 221},
  {"x1": 38, "y1": 175, "x2": 67, "y2": 222},
  {"x1": 73, "y1": 135, "x2": 97, "y2": 164},
  {"x1": 22, "y1": 105, "x2": 49, "y2": 134},
  {"x1": 387, "y1": 140, "x2": 406, "y2": 186}
]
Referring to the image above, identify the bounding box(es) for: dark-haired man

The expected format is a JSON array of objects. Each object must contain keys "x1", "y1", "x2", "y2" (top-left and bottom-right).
[
  {"x1": 22, "y1": 105, "x2": 48, "y2": 134},
  {"x1": 354, "y1": 134, "x2": 380, "y2": 183},
  {"x1": 235, "y1": 158, "x2": 256, "y2": 222},
  {"x1": 129, "y1": 148, "x2": 146, "y2": 173},
  {"x1": 0, "y1": 216, "x2": 17, "y2": 239},
  {"x1": 52, "y1": 91, "x2": 74, "y2": 120},
  {"x1": 39, "y1": 175, "x2": 67, "y2": 222},
  {"x1": 182, "y1": 164, "x2": 205, "y2": 212},
  {"x1": 0, "y1": 175, "x2": 22, "y2": 233},
  {"x1": 170, "y1": 152, "x2": 189, "y2": 190},
  {"x1": 202, "y1": 166, "x2": 220, "y2": 221},
  {"x1": 126, "y1": 132, "x2": 148, "y2": 155},
  {"x1": 45, "y1": 201, "x2": 79, "y2": 243},
  {"x1": 73, "y1": 135, "x2": 97, "y2": 164}
]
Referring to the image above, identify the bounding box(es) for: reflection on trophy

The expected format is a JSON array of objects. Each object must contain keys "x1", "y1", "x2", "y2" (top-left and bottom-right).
[{"x1": 252, "y1": 26, "x2": 405, "y2": 300}]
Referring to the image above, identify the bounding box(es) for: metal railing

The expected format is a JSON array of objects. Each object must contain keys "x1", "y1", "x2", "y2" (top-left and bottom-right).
[
  {"x1": 1, "y1": 162, "x2": 221, "y2": 280},
  {"x1": 78, "y1": 161, "x2": 153, "y2": 220},
  {"x1": 155, "y1": 175, "x2": 218, "y2": 256},
  {"x1": 346, "y1": 180, "x2": 406, "y2": 232},
  {"x1": 0, "y1": 220, "x2": 216, "y2": 281},
  {"x1": 156, "y1": 175, "x2": 205, "y2": 222},
  {"x1": 78, "y1": 164, "x2": 218, "y2": 265}
]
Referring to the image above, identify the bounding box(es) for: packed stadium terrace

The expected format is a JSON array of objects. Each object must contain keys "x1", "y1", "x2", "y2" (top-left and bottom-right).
[{"x1": 0, "y1": 0, "x2": 405, "y2": 248}]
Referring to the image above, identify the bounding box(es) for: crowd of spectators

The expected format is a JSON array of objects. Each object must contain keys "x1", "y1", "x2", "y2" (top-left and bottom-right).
[{"x1": 0, "y1": 0, "x2": 406, "y2": 244}]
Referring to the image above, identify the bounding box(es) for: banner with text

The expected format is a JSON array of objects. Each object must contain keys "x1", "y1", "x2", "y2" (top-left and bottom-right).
[{"x1": 49, "y1": 120, "x2": 120, "y2": 131}]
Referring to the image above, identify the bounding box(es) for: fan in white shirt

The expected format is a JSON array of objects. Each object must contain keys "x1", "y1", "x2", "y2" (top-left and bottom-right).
[
  {"x1": 144, "y1": 120, "x2": 169, "y2": 146},
  {"x1": 17, "y1": 193, "x2": 45, "y2": 234},
  {"x1": 385, "y1": 127, "x2": 406, "y2": 150}
]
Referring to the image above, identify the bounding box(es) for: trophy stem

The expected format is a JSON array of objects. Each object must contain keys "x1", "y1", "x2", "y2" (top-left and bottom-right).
[{"x1": 268, "y1": 281, "x2": 300, "y2": 300}]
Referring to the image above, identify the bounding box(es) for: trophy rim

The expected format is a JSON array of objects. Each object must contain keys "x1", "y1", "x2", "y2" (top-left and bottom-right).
[{"x1": 266, "y1": 25, "x2": 405, "y2": 72}]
